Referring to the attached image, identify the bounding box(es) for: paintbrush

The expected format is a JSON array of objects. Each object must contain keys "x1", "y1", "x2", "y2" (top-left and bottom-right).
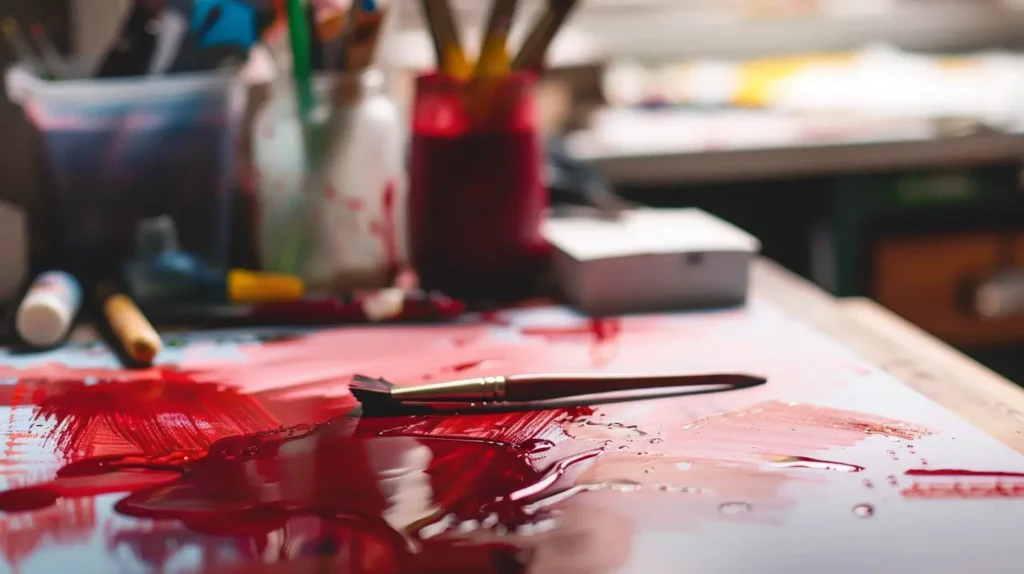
[
  {"x1": 473, "y1": 0, "x2": 519, "y2": 80},
  {"x1": 511, "y1": 0, "x2": 578, "y2": 72},
  {"x1": 420, "y1": 0, "x2": 470, "y2": 79},
  {"x1": 350, "y1": 373, "x2": 766, "y2": 406}
]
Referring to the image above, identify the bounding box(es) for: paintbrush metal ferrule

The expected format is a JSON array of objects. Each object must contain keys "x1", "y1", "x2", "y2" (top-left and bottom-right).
[{"x1": 390, "y1": 376, "x2": 508, "y2": 402}]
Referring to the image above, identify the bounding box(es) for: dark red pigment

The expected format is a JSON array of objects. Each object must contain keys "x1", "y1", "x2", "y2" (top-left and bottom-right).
[{"x1": 0, "y1": 414, "x2": 599, "y2": 573}]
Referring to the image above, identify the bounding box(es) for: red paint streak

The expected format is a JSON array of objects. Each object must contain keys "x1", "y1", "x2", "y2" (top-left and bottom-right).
[
  {"x1": 902, "y1": 482, "x2": 1024, "y2": 499},
  {"x1": 34, "y1": 375, "x2": 283, "y2": 459},
  {"x1": 520, "y1": 318, "x2": 622, "y2": 342},
  {"x1": 770, "y1": 456, "x2": 864, "y2": 473},
  {"x1": 0, "y1": 413, "x2": 599, "y2": 573},
  {"x1": 905, "y1": 469, "x2": 1024, "y2": 478},
  {"x1": 520, "y1": 318, "x2": 622, "y2": 368}
]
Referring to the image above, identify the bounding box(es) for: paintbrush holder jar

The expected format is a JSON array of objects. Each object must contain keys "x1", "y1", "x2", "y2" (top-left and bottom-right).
[
  {"x1": 4, "y1": 65, "x2": 244, "y2": 282},
  {"x1": 409, "y1": 73, "x2": 549, "y2": 301}
]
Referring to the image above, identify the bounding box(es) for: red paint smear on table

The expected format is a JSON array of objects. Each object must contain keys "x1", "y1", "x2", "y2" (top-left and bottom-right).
[
  {"x1": 672, "y1": 401, "x2": 933, "y2": 461},
  {"x1": 520, "y1": 318, "x2": 623, "y2": 369},
  {"x1": 34, "y1": 375, "x2": 282, "y2": 459}
]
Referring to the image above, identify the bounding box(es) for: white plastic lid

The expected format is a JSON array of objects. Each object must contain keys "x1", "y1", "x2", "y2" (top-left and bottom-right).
[{"x1": 16, "y1": 294, "x2": 71, "y2": 348}]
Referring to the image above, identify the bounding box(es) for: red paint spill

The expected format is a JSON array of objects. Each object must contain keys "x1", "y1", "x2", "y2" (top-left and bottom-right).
[
  {"x1": 770, "y1": 456, "x2": 864, "y2": 473},
  {"x1": 0, "y1": 413, "x2": 600, "y2": 573}
]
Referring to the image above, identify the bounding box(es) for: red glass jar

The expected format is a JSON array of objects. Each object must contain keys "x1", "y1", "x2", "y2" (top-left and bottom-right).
[{"x1": 408, "y1": 73, "x2": 549, "y2": 301}]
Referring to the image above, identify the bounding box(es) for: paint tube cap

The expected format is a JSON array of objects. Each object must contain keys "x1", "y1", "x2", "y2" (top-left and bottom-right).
[
  {"x1": 226, "y1": 269, "x2": 306, "y2": 304},
  {"x1": 16, "y1": 294, "x2": 72, "y2": 348}
]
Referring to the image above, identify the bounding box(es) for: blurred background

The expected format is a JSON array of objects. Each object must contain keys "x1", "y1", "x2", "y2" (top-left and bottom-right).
[{"x1": 6, "y1": 0, "x2": 1024, "y2": 378}]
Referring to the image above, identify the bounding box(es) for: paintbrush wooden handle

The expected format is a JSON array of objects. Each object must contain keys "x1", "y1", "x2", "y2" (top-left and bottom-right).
[{"x1": 503, "y1": 373, "x2": 764, "y2": 401}]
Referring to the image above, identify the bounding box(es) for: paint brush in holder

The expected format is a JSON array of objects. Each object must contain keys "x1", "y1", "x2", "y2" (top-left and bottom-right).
[
  {"x1": 350, "y1": 373, "x2": 767, "y2": 410},
  {"x1": 420, "y1": 0, "x2": 470, "y2": 80},
  {"x1": 512, "y1": 0, "x2": 579, "y2": 72}
]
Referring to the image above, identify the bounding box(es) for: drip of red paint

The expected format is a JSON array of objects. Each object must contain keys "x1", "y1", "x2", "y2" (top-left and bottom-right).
[{"x1": 0, "y1": 414, "x2": 598, "y2": 573}]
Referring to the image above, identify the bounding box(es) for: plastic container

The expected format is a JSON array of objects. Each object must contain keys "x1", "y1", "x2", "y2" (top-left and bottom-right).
[
  {"x1": 4, "y1": 65, "x2": 246, "y2": 281},
  {"x1": 408, "y1": 73, "x2": 549, "y2": 300},
  {"x1": 252, "y1": 70, "x2": 407, "y2": 290}
]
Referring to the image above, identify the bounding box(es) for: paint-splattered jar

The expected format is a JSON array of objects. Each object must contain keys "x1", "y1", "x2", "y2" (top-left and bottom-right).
[{"x1": 252, "y1": 69, "x2": 407, "y2": 291}]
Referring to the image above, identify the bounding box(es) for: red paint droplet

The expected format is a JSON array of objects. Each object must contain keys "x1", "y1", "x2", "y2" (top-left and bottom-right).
[{"x1": 324, "y1": 183, "x2": 339, "y2": 200}]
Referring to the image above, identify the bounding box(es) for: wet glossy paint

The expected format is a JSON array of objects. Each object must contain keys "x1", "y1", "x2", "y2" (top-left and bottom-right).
[{"x1": 1, "y1": 303, "x2": 1024, "y2": 573}]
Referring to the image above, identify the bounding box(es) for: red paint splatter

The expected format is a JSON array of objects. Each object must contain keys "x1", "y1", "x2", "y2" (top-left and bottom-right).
[{"x1": 324, "y1": 183, "x2": 339, "y2": 200}]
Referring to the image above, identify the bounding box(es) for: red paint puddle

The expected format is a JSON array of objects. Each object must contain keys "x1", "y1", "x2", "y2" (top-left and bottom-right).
[
  {"x1": 0, "y1": 413, "x2": 600, "y2": 573},
  {"x1": 770, "y1": 456, "x2": 864, "y2": 473}
]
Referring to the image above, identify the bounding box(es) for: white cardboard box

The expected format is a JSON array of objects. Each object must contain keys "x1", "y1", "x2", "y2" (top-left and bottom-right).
[{"x1": 542, "y1": 208, "x2": 761, "y2": 316}]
